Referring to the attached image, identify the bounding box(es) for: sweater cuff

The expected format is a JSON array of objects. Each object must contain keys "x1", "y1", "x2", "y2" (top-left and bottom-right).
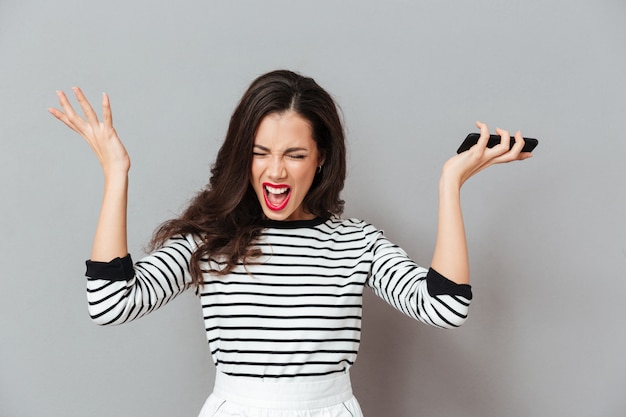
[
  {"x1": 426, "y1": 268, "x2": 473, "y2": 300},
  {"x1": 85, "y1": 254, "x2": 134, "y2": 281}
]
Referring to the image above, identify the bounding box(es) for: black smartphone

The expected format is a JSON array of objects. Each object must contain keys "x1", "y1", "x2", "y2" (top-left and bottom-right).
[{"x1": 457, "y1": 133, "x2": 539, "y2": 154}]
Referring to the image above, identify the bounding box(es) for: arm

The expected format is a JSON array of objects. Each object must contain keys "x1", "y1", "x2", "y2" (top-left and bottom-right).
[
  {"x1": 49, "y1": 87, "x2": 130, "y2": 261},
  {"x1": 367, "y1": 230, "x2": 472, "y2": 328},
  {"x1": 430, "y1": 121, "x2": 533, "y2": 284},
  {"x1": 85, "y1": 236, "x2": 195, "y2": 325},
  {"x1": 50, "y1": 88, "x2": 194, "y2": 325}
]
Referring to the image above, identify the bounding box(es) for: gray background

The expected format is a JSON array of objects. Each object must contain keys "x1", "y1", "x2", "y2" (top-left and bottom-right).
[{"x1": 1, "y1": 1, "x2": 625, "y2": 416}]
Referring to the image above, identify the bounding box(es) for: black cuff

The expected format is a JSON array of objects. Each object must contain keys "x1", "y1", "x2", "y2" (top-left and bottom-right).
[
  {"x1": 85, "y1": 254, "x2": 135, "y2": 281},
  {"x1": 426, "y1": 268, "x2": 473, "y2": 299}
]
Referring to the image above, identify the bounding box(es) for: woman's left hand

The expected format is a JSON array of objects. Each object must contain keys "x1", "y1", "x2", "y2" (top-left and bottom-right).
[{"x1": 442, "y1": 121, "x2": 533, "y2": 187}]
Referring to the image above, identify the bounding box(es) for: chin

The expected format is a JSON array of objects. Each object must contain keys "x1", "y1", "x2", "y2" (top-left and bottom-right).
[
  {"x1": 263, "y1": 211, "x2": 288, "y2": 221},
  {"x1": 262, "y1": 204, "x2": 311, "y2": 221}
]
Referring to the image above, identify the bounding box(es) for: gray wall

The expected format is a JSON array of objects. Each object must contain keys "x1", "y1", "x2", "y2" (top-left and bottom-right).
[{"x1": 1, "y1": 1, "x2": 625, "y2": 416}]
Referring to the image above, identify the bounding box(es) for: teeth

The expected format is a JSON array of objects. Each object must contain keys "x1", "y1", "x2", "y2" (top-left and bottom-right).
[{"x1": 265, "y1": 185, "x2": 289, "y2": 195}]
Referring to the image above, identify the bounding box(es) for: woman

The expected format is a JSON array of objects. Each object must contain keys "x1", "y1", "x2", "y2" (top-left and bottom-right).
[{"x1": 49, "y1": 70, "x2": 532, "y2": 416}]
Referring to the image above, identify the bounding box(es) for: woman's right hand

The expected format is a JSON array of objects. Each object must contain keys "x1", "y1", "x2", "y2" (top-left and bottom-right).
[
  {"x1": 50, "y1": 87, "x2": 130, "y2": 261},
  {"x1": 49, "y1": 87, "x2": 130, "y2": 175}
]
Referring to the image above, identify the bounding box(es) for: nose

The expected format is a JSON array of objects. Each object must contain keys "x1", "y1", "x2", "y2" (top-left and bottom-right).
[{"x1": 267, "y1": 155, "x2": 286, "y2": 180}]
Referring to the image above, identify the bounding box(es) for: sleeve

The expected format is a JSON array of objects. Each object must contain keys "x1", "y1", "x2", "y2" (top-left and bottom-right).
[
  {"x1": 366, "y1": 231, "x2": 472, "y2": 328},
  {"x1": 84, "y1": 235, "x2": 197, "y2": 326}
]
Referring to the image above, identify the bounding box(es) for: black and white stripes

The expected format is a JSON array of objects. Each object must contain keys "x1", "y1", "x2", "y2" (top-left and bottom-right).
[{"x1": 85, "y1": 217, "x2": 472, "y2": 379}]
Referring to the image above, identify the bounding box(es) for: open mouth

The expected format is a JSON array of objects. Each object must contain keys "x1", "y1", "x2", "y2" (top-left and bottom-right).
[{"x1": 263, "y1": 183, "x2": 291, "y2": 211}]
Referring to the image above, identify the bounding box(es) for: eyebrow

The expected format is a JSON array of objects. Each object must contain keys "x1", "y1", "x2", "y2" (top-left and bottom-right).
[{"x1": 253, "y1": 145, "x2": 309, "y2": 153}]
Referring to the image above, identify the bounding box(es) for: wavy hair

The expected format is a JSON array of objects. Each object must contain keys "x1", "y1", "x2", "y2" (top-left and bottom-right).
[{"x1": 150, "y1": 70, "x2": 346, "y2": 287}]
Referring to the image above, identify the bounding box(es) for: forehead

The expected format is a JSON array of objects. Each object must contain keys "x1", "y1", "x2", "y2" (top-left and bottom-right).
[{"x1": 254, "y1": 111, "x2": 315, "y2": 147}]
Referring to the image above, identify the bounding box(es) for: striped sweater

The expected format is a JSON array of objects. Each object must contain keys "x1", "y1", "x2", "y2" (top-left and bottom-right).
[{"x1": 86, "y1": 217, "x2": 472, "y2": 379}]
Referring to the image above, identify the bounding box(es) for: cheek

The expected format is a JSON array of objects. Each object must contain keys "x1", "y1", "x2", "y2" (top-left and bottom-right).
[
  {"x1": 250, "y1": 160, "x2": 262, "y2": 181},
  {"x1": 294, "y1": 166, "x2": 318, "y2": 192}
]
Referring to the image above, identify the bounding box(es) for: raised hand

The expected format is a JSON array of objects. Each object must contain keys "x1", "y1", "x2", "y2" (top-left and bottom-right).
[
  {"x1": 431, "y1": 121, "x2": 534, "y2": 285},
  {"x1": 442, "y1": 121, "x2": 533, "y2": 187},
  {"x1": 49, "y1": 87, "x2": 130, "y2": 261},
  {"x1": 49, "y1": 87, "x2": 130, "y2": 175}
]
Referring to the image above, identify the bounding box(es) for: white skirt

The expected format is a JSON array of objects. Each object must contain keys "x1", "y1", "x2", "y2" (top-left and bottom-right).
[{"x1": 198, "y1": 372, "x2": 364, "y2": 417}]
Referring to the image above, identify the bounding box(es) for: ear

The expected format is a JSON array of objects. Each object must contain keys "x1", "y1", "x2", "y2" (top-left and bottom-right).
[{"x1": 318, "y1": 151, "x2": 326, "y2": 167}]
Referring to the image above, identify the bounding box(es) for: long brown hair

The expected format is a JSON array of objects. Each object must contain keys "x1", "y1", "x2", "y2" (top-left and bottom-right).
[{"x1": 150, "y1": 70, "x2": 346, "y2": 287}]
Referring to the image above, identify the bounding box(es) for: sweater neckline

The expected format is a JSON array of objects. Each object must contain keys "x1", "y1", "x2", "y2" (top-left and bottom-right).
[{"x1": 260, "y1": 217, "x2": 327, "y2": 229}]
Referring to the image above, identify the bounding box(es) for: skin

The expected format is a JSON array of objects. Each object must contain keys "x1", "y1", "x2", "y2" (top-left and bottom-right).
[
  {"x1": 49, "y1": 88, "x2": 129, "y2": 261},
  {"x1": 250, "y1": 111, "x2": 324, "y2": 222},
  {"x1": 432, "y1": 122, "x2": 532, "y2": 284},
  {"x1": 49, "y1": 88, "x2": 531, "y2": 284}
]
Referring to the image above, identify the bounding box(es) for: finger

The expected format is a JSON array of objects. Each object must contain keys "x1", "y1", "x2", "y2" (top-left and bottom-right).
[
  {"x1": 48, "y1": 106, "x2": 67, "y2": 122},
  {"x1": 49, "y1": 93, "x2": 81, "y2": 131},
  {"x1": 492, "y1": 130, "x2": 527, "y2": 163},
  {"x1": 102, "y1": 92, "x2": 113, "y2": 127},
  {"x1": 56, "y1": 90, "x2": 80, "y2": 119},
  {"x1": 56, "y1": 89, "x2": 91, "y2": 133},
  {"x1": 511, "y1": 131, "x2": 533, "y2": 161},
  {"x1": 493, "y1": 127, "x2": 511, "y2": 155},
  {"x1": 475, "y1": 121, "x2": 490, "y2": 149},
  {"x1": 511, "y1": 130, "x2": 525, "y2": 153},
  {"x1": 72, "y1": 86, "x2": 100, "y2": 125}
]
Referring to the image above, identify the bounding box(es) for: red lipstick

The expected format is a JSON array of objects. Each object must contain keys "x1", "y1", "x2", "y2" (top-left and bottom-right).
[{"x1": 262, "y1": 182, "x2": 291, "y2": 211}]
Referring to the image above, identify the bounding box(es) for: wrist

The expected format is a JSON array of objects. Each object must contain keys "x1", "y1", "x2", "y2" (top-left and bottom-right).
[
  {"x1": 102, "y1": 169, "x2": 129, "y2": 189},
  {"x1": 439, "y1": 169, "x2": 463, "y2": 193},
  {"x1": 101, "y1": 156, "x2": 131, "y2": 178}
]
